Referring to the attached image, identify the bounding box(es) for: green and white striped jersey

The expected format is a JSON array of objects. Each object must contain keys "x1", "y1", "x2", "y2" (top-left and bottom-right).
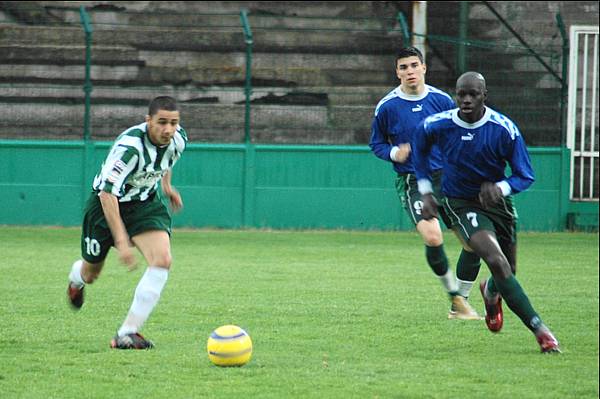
[{"x1": 93, "y1": 122, "x2": 188, "y2": 202}]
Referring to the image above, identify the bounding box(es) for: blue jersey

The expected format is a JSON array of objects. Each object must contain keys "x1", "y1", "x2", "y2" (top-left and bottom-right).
[
  {"x1": 413, "y1": 107, "x2": 535, "y2": 199},
  {"x1": 369, "y1": 84, "x2": 455, "y2": 174}
]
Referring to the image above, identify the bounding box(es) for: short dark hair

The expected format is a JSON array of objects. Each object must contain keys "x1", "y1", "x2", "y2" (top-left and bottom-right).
[
  {"x1": 396, "y1": 47, "x2": 424, "y2": 65},
  {"x1": 148, "y1": 96, "x2": 178, "y2": 116}
]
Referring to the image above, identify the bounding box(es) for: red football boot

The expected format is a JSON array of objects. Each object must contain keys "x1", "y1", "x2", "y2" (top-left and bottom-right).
[
  {"x1": 535, "y1": 328, "x2": 561, "y2": 354},
  {"x1": 479, "y1": 280, "x2": 503, "y2": 333},
  {"x1": 67, "y1": 283, "x2": 84, "y2": 309}
]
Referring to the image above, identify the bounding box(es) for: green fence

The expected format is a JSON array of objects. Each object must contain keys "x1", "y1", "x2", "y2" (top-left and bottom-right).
[{"x1": 0, "y1": 140, "x2": 572, "y2": 231}]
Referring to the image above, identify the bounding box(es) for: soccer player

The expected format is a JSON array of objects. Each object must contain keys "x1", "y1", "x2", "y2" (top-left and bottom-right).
[
  {"x1": 412, "y1": 71, "x2": 561, "y2": 353},
  {"x1": 66, "y1": 96, "x2": 187, "y2": 350},
  {"x1": 369, "y1": 47, "x2": 482, "y2": 320}
]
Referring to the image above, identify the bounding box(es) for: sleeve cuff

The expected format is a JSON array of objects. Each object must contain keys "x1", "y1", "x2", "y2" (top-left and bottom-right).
[
  {"x1": 496, "y1": 181, "x2": 512, "y2": 196},
  {"x1": 418, "y1": 179, "x2": 433, "y2": 195},
  {"x1": 390, "y1": 146, "x2": 399, "y2": 161}
]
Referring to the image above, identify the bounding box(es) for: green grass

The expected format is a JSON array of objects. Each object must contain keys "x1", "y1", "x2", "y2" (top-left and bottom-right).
[{"x1": 0, "y1": 227, "x2": 598, "y2": 398}]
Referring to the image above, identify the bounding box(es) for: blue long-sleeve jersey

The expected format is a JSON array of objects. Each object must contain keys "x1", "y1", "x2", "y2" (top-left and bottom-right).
[
  {"x1": 413, "y1": 106, "x2": 535, "y2": 199},
  {"x1": 369, "y1": 84, "x2": 455, "y2": 174}
]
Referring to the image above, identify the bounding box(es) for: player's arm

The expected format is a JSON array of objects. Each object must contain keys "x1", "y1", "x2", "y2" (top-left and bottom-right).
[
  {"x1": 98, "y1": 191, "x2": 136, "y2": 269},
  {"x1": 480, "y1": 130, "x2": 535, "y2": 208},
  {"x1": 369, "y1": 110, "x2": 409, "y2": 163},
  {"x1": 96, "y1": 145, "x2": 139, "y2": 269},
  {"x1": 412, "y1": 119, "x2": 438, "y2": 219},
  {"x1": 503, "y1": 133, "x2": 535, "y2": 194},
  {"x1": 161, "y1": 170, "x2": 183, "y2": 212}
]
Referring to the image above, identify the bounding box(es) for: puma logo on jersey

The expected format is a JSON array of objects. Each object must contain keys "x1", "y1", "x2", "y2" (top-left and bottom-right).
[
  {"x1": 412, "y1": 104, "x2": 423, "y2": 112},
  {"x1": 461, "y1": 132, "x2": 474, "y2": 141}
]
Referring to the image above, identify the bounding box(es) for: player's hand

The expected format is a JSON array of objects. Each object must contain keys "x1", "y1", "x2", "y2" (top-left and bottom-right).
[
  {"x1": 421, "y1": 193, "x2": 439, "y2": 220},
  {"x1": 479, "y1": 182, "x2": 503, "y2": 209},
  {"x1": 391, "y1": 143, "x2": 411, "y2": 163},
  {"x1": 116, "y1": 241, "x2": 137, "y2": 271},
  {"x1": 165, "y1": 187, "x2": 183, "y2": 213}
]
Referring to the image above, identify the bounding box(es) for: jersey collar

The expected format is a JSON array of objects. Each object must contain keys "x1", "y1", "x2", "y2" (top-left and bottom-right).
[
  {"x1": 395, "y1": 85, "x2": 429, "y2": 101},
  {"x1": 451, "y1": 106, "x2": 491, "y2": 129}
]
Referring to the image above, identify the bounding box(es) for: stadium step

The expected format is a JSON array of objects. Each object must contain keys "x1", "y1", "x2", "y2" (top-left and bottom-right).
[
  {"x1": 0, "y1": 83, "x2": 392, "y2": 106},
  {"x1": 41, "y1": 3, "x2": 394, "y2": 31},
  {"x1": 0, "y1": 44, "x2": 143, "y2": 66},
  {"x1": 0, "y1": 100, "x2": 375, "y2": 143},
  {"x1": 0, "y1": 23, "x2": 401, "y2": 54}
]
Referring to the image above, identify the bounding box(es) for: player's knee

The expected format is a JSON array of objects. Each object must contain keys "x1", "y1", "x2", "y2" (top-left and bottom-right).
[
  {"x1": 486, "y1": 254, "x2": 511, "y2": 279},
  {"x1": 417, "y1": 219, "x2": 443, "y2": 246},
  {"x1": 153, "y1": 253, "x2": 172, "y2": 269},
  {"x1": 422, "y1": 231, "x2": 443, "y2": 246}
]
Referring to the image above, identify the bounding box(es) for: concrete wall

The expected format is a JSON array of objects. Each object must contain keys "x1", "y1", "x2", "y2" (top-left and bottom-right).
[{"x1": 0, "y1": 140, "x2": 576, "y2": 231}]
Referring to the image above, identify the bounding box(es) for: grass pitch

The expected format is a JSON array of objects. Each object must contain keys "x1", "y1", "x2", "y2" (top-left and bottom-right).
[{"x1": 0, "y1": 227, "x2": 598, "y2": 398}]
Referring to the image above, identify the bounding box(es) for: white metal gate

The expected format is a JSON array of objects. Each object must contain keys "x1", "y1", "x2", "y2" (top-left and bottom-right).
[{"x1": 567, "y1": 25, "x2": 599, "y2": 201}]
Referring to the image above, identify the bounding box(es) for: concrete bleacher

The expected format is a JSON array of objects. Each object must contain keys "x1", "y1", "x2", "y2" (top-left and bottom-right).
[
  {"x1": 0, "y1": 1, "x2": 597, "y2": 145},
  {"x1": 0, "y1": 1, "x2": 407, "y2": 143}
]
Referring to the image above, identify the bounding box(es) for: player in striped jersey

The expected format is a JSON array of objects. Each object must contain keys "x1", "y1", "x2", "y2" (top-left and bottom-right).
[
  {"x1": 369, "y1": 47, "x2": 482, "y2": 320},
  {"x1": 67, "y1": 96, "x2": 187, "y2": 350},
  {"x1": 413, "y1": 72, "x2": 560, "y2": 353}
]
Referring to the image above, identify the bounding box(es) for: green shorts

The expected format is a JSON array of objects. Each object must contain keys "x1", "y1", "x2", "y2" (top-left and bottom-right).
[
  {"x1": 80, "y1": 191, "x2": 172, "y2": 263},
  {"x1": 395, "y1": 169, "x2": 452, "y2": 228},
  {"x1": 441, "y1": 196, "x2": 518, "y2": 245}
]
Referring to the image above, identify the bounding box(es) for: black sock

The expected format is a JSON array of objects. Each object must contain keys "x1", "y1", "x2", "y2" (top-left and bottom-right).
[
  {"x1": 425, "y1": 244, "x2": 449, "y2": 276},
  {"x1": 456, "y1": 249, "x2": 481, "y2": 282},
  {"x1": 495, "y1": 275, "x2": 543, "y2": 332}
]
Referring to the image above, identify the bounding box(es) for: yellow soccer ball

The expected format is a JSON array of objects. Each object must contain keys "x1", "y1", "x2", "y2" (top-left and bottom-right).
[{"x1": 207, "y1": 325, "x2": 253, "y2": 367}]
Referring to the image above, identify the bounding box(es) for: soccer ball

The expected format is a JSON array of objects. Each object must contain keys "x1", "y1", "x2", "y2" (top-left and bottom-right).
[{"x1": 206, "y1": 325, "x2": 253, "y2": 367}]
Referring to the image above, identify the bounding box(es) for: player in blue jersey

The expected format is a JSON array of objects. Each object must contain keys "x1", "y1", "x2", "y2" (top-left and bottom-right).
[
  {"x1": 369, "y1": 47, "x2": 482, "y2": 320},
  {"x1": 67, "y1": 96, "x2": 187, "y2": 349},
  {"x1": 413, "y1": 72, "x2": 560, "y2": 353}
]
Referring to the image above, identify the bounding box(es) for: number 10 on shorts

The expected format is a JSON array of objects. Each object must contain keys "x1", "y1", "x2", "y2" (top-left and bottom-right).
[{"x1": 84, "y1": 237, "x2": 101, "y2": 256}]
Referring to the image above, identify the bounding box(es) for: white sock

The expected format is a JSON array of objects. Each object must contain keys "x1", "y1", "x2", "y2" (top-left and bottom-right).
[
  {"x1": 438, "y1": 269, "x2": 459, "y2": 294},
  {"x1": 69, "y1": 260, "x2": 85, "y2": 288},
  {"x1": 457, "y1": 278, "x2": 475, "y2": 298},
  {"x1": 118, "y1": 266, "x2": 169, "y2": 337}
]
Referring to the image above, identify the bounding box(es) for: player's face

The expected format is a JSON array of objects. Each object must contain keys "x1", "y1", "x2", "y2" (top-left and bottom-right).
[
  {"x1": 396, "y1": 56, "x2": 426, "y2": 93},
  {"x1": 146, "y1": 110, "x2": 180, "y2": 146},
  {"x1": 455, "y1": 82, "x2": 487, "y2": 123}
]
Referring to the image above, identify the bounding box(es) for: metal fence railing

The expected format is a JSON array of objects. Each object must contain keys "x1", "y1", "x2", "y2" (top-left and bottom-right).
[
  {"x1": 567, "y1": 25, "x2": 599, "y2": 201},
  {"x1": 395, "y1": 3, "x2": 566, "y2": 147}
]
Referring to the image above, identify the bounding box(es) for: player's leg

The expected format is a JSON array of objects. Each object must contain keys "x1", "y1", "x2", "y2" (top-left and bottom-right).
[
  {"x1": 417, "y1": 219, "x2": 479, "y2": 320},
  {"x1": 477, "y1": 197, "x2": 518, "y2": 309},
  {"x1": 111, "y1": 230, "x2": 171, "y2": 349},
  {"x1": 397, "y1": 174, "x2": 457, "y2": 295},
  {"x1": 418, "y1": 214, "x2": 482, "y2": 320},
  {"x1": 484, "y1": 239, "x2": 517, "y2": 301},
  {"x1": 499, "y1": 240, "x2": 517, "y2": 275},
  {"x1": 68, "y1": 259, "x2": 105, "y2": 308},
  {"x1": 456, "y1": 248, "x2": 481, "y2": 298},
  {"x1": 415, "y1": 218, "x2": 456, "y2": 291},
  {"x1": 112, "y1": 193, "x2": 173, "y2": 349},
  {"x1": 444, "y1": 231, "x2": 482, "y2": 319},
  {"x1": 449, "y1": 227, "x2": 482, "y2": 299},
  {"x1": 68, "y1": 193, "x2": 112, "y2": 309},
  {"x1": 465, "y1": 221, "x2": 560, "y2": 352},
  {"x1": 429, "y1": 172, "x2": 481, "y2": 319},
  {"x1": 396, "y1": 173, "x2": 453, "y2": 288}
]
